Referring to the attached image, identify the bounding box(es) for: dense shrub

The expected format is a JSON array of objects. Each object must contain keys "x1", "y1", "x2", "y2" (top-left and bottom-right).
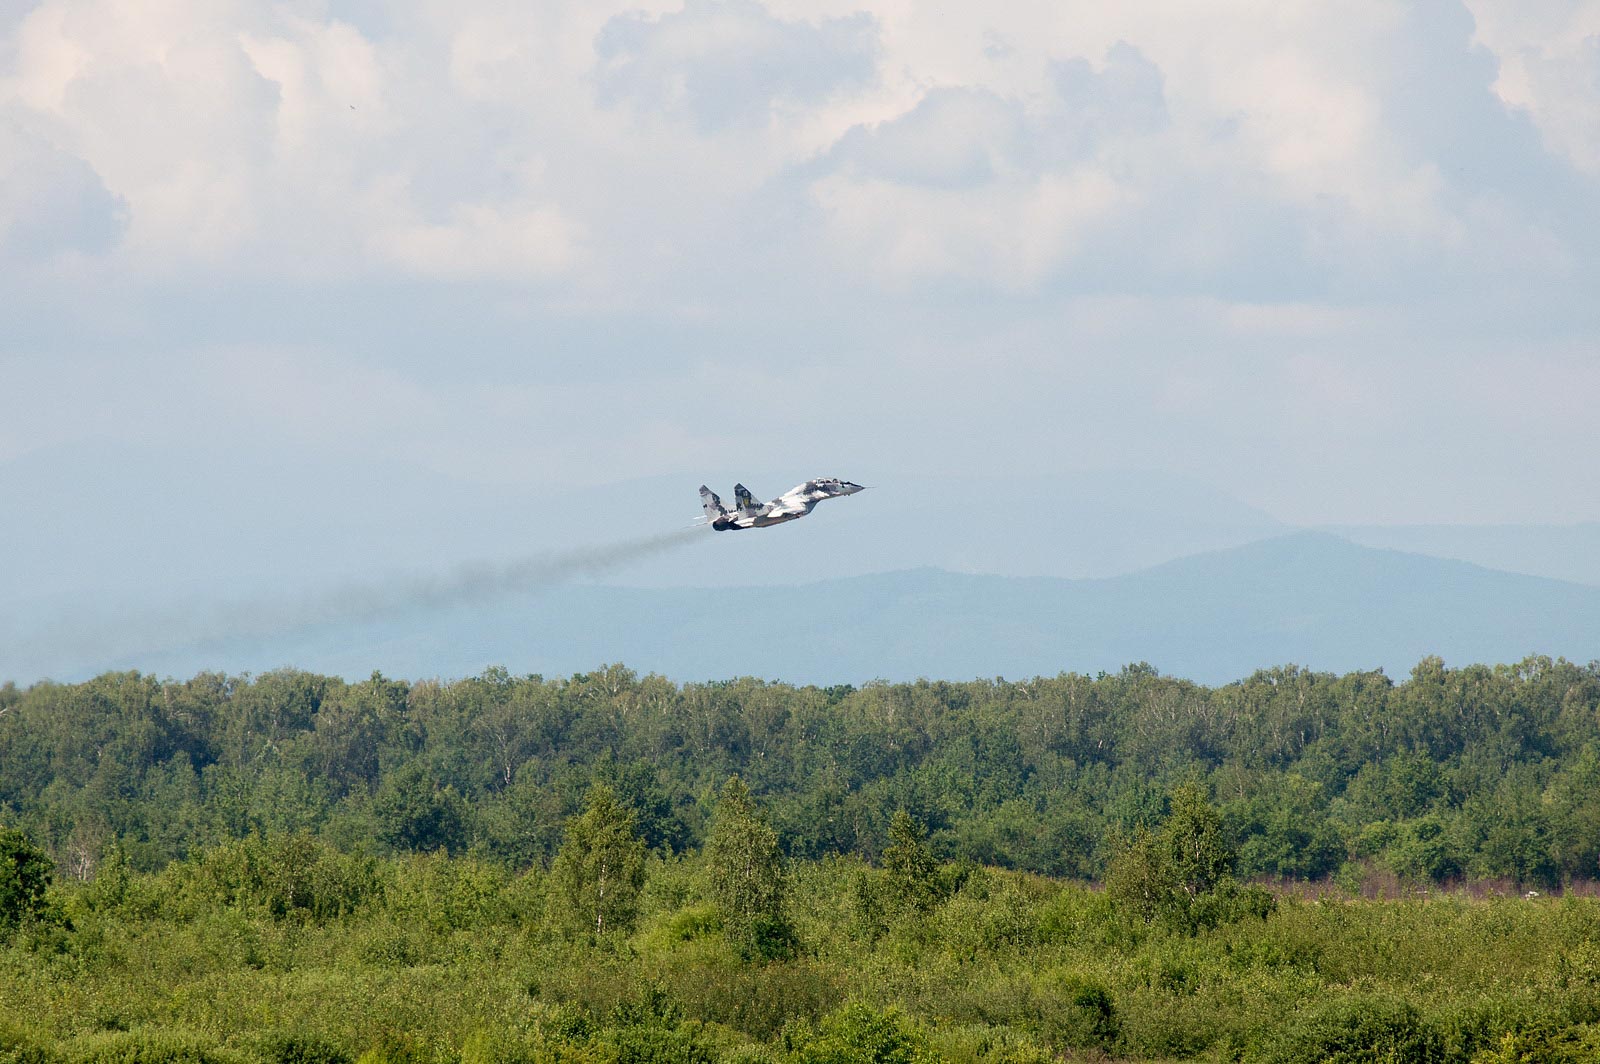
[
  {"x1": 255, "y1": 1033, "x2": 351, "y2": 1064},
  {"x1": 605, "y1": 1025, "x2": 713, "y2": 1064},
  {"x1": 5, "y1": 841, "x2": 1600, "y2": 1064},
  {"x1": 663, "y1": 957, "x2": 843, "y2": 1038},
  {"x1": 1253, "y1": 994, "x2": 1447, "y2": 1064},
  {"x1": 352, "y1": 1032, "x2": 424, "y2": 1064},
  {"x1": 0, "y1": 828, "x2": 53, "y2": 931},
  {"x1": 0, "y1": 1025, "x2": 48, "y2": 1064},
  {"x1": 1469, "y1": 1024, "x2": 1600, "y2": 1063},
  {"x1": 924, "y1": 1025, "x2": 1051, "y2": 1064},
  {"x1": 57, "y1": 1032, "x2": 248, "y2": 1064},
  {"x1": 182, "y1": 835, "x2": 379, "y2": 923},
  {"x1": 942, "y1": 972, "x2": 1118, "y2": 1052},
  {"x1": 1104, "y1": 786, "x2": 1273, "y2": 934},
  {"x1": 791, "y1": 1004, "x2": 931, "y2": 1064}
]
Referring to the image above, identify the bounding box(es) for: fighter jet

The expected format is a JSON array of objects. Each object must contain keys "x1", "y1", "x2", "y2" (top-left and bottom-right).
[{"x1": 698, "y1": 478, "x2": 866, "y2": 531}]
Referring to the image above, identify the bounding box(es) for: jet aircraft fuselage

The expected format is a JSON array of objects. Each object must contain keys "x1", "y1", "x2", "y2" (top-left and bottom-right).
[{"x1": 699, "y1": 478, "x2": 865, "y2": 531}]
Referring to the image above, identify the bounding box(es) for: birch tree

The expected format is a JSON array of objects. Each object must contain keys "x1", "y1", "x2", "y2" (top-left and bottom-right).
[{"x1": 553, "y1": 785, "x2": 646, "y2": 938}]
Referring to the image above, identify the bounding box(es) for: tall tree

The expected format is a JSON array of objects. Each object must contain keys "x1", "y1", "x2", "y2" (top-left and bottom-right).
[
  {"x1": 1163, "y1": 781, "x2": 1233, "y2": 900},
  {"x1": 882, "y1": 810, "x2": 942, "y2": 912},
  {"x1": 552, "y1": 785, "x2": 646, "y2": 938},
  {"x1": 372, "y1": 762, "x2": 470, "y2": 855},
  {"x1": 0, "y1": 826, "x2": 53, "y2": 932},
  {"x1": 705, "y1": 776, "x2": 793, "y2": 961},
  {"x1": 1104, "y1": 825, "x2": 1177, "y2": 925},
  {"x1": 1107, "y1": 783, "x2": 1248, "y2": 931}
]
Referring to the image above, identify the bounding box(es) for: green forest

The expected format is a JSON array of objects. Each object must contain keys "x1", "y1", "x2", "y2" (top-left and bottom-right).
[{"x1": 4, "y1": 657, "x2": 1600, "y2": 1062}]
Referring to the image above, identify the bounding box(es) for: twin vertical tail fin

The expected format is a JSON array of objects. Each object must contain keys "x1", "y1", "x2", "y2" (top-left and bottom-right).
[
  {"x1": 699, "y1": 485, "x2": 729, "y2": 522},
  {"x1": 733, "y1": 483, "x2": 761, "y2": 515}
]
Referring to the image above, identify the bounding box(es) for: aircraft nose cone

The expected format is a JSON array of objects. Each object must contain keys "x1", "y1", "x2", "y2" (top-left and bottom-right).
[{"x1": 842, "y1": 482, "x2": 866, "y2": 494}]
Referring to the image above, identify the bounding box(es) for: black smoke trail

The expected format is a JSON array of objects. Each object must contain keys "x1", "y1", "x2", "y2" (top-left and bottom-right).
[
  {"x1": 268, "y1": 525, "x2": 709, "y2": 627},
  {"x1": 6, "y1": 526, "x2": 711, "y2": 679}
]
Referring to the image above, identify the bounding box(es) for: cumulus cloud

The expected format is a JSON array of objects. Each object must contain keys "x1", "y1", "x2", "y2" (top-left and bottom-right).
[
  {"x1": 594, "y1": 0, "x2": 879, "y2": 130},
  {"x1": 3, "y1": 0, "x2": 1591, "y2": 301},
  {"x1": 1050, "y1": 40, "x2": 1168, "y2": 142},
  {"x1": 5, "y1": 1, "x2": 284, "y2": 260},
  {"x1": 796, "y1": 8, "x2": 1599, "y2": 302},
  {"x1": 1468, "y1": 0, "x2": 1600, "y2": 175},
  {"x1": 823, "y1": 87, "x2": 1024, "y2": 188},
  {"x1": 800, "y1": 43, "x2": 1178, "y2": 288},
  {"x1": 0, "y1": 0, "x2": 1597, "y2": 530},
  {"x1": 0, "y1": 0, "x2": 582, "y2": 279},
  {"x1": 0, "y1": 116, "x2": 125, "y2": 258}
]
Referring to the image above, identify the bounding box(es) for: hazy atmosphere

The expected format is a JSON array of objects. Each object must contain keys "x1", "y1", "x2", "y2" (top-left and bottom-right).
[
  {"x1": 4, "y1": 0, "x2": 1599, "y2": 681},
  {"x1": 10, "y1": 7, "x2": 1600, "y2": 1063}
]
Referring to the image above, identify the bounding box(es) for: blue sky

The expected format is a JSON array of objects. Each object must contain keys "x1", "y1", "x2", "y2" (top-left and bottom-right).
[{"x1": 2, "y1": 0, "x2": 1598, "y2": 540}]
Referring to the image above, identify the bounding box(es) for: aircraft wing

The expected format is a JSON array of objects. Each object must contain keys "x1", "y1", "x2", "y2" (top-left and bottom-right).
[{"x1": 765, "y1": 482, "x2": 817, "y2": 517}]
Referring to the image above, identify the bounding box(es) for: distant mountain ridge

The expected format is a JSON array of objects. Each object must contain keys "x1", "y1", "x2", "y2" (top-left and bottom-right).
[
  {"x1": 9, "y1": 439, "x2": 1600, "y2": 630},
  {"x1": 1328, "y1": 522, "x2": 1600, "y2": 588},
  {"x1": 26, "y1": 530, "x2": 1596, "y2": 688}
]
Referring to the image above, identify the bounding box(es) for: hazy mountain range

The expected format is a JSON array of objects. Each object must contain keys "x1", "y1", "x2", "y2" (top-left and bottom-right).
[
  {"x1": 6, "y1": 441, "x2": 1597, "y2": 594},
  {"x1": 9, "y1": 532, "x2": 1592, "y2": 688},
  {"x1": 5, "y1": 443, "x2": 1598, "y2": 685},
  {"x1": 1326, "y1": 522, "x2": 1600, "y2": 589}
]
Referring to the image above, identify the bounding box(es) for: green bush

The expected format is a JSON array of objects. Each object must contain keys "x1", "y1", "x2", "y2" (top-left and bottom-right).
[
  {"x1": 0, "y1": 827, "x2": 54, "y2": 932},
  {"x1": 661, "y1": 905, "x2": 720, "y2": 943},
  {"x1": 1, "y1": 1024, "x2": 49, "y2": 1064},
  {"x1": 1032, "y1": 974, "x2": 1118, "y2": 1051},
  {"x1": 792, "y1": 1004, "x2": 932, "y2": 1064},
  {"x1": 941, "y1": 972, "x2": 1118, "y2": 1052},
  {"x1": 351, "y1": 1032, "x2": 424, "y2": 1064},
  {"x1": 256, "y1": 1033, "x2": 350, "y2": 1064},
  {"x1": 1116, "y1": 998, "x2": 1220, "y2": 1061},
  {"x1": 183, "y1": 835, "x2": 379, "y2": 923},
  {"x1": 1033, "y1": 884, "x2": 1115, "y2": 947},
  {"x1": 663, "y1": 957, "x2": 842, "y2": 1038},
  {"x1": 924, "y1": 1025, "x2": 1052, "y2": 1064},
  {"x1": 609, "y1": 982, "x2": 684, "y2": 1029},
  {"x1": 1253, "y1": 993, "x2": 1446, "y2": 1064},
  {"x1": 604, "y1": 1025, "x2": 712, "y2": 1064},
  {"x1": 1469, "y1": 1024, "x2": 1600, "y2": 1063},
  {"x1": 385, "y1": 853, "x2": 516, "y2": 933},
  {"x1": 1191, "y1": 881, "x2": 1279, "y2": 929},
  {"x1": 58, "y1": 1032, "x2": 248, "y2": 1064},
  {"x1": 351, "y1": 921, "x2": 422, "y2": 968}
]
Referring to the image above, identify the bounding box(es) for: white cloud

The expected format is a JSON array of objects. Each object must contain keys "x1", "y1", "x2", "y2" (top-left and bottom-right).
[
  {"x1": 1, "y1": 0, "x2": 584, "y2": 278},
  {"x1": 0, "y1": 115, "x2": 125, "y2": 258},
  {"x1": 1468, "y1": 0, "x2": 1600, "y2": 175},
  {"x1": 800, "y1": 43, "x2": 1173, "y2": 288},
  {"x1": 3, "y1": 0, "x2": 1590, "y2": 297},
  {"x1": 0, "y1": 0, "x2": 1597, "y2": 528},
  {"x1": 1050, "y1": 41, "x2": 1168, "y2": 140},
  {"x1": 594, "y1": 0, "x2": 878, "y2": 130},
  {"x1": 810, "y1": 165, "x2": 1129, "y2": 290},
  {"x1": 370, "y1": 200, "x2": 583, "y2": 280},
  {"x1": 824, "y1": 87, "x2": 1026, "y2": 187}
]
